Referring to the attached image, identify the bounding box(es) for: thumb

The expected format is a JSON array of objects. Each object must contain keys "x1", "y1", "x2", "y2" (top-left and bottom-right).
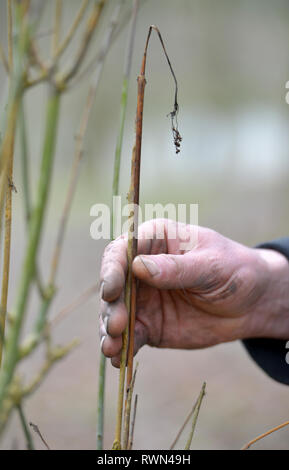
[{"x1": 132, "y1": 252, "x2": 205, "y2": 290}]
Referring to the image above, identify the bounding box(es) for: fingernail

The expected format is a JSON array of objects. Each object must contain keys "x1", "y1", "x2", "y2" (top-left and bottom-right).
[
  {"x1": 100, "y1": 336, "x2": 105, "y2": 352},
  {"x1": 104, "y1": 316, "x2": 108, "y2": 334},
  {"x1": 139, "y1": 256, "x2": 160, "y2": 276},
  {"x1": 99, "y1": 281, "x2": 105, "y2": 300},
  {"x1": 99, "y1": 323, "x2": 107, "y2": 338}
]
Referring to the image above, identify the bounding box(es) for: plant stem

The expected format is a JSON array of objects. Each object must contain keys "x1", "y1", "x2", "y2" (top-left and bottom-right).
[
  {"x1": 170, "y1": 399, "x2": 198, "y2": 450},
  {"x1": 19, "y1": 99, "x2": 31, "y2": 224},
  {"x1": 0, "y1": 43, "x2": 9, "y2": 73},
  {"x1": 7, "y1": 0, "x2": 13, "y2": 71},
  {"x1": 59, "y1": 0, "x2": 106, "y2": 86},
  {"x1": 0, "y1": 87, "x2": 60, "y2": 409},
  {"x1": 114, "y1": 25, "x2": 181, "y2": 449},
  {"x1": 29, "y1": 422, "x2": 50, "y2": 450},
  {"x1": 123, "y1": 363, "x2": 138, "y2": 449},
  {"x1": 17, "y1": 403, "x2": 34, "y2": 450},
  {"x1": 0, "y1": 155, "x2": 14, "y2": 366},
  {"x1": 54, "y1": 0, "x2": 89, "y2": 60},
  {"x1": 241, "y1": 420, "x2": 289, "y2": 450},
  {"x1": 97, "y1": 1, "x2": 139, "y2": 452},
  {"x1": 52, "y1": 0, "x2": 62, "y2": 57},
  {"x1": 184, "y1": 382, "x2": 206, "y2": 450},
  {"x1": 18, "y1": 0, "x2": 122, "y2": 376},
  {"x1": 0, "y1": 1, "x2": 31, "y2": 367},
  {"x1": 112, "y1": 0, "x2": 139, "y2": 214},
  {"x1": 128, "y1": 394, "x2": 138, "y2": 450},
  {"x1": 96, "y1": 350, "x2": 106, "y2": 450}
]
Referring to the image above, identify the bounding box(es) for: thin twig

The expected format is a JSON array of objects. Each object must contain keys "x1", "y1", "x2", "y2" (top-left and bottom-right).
[
  {"x1": 23, "y1": 341, "x2": 78, "y2": 397},
  {"x1": 128, "y1": 394, "x2": 138, "y2": 450},
  {"x1": 0, "y1": 44, "x2": 9, "y2": 73},
  {"x1": 19, "y1": 0, "x2": 122, "y2": 368},
  {"x1": 0, "y1": 87, "x2": 61, "y2": 409},
  {"x1": 49, "y1": 0, "x2": 122, "y2": 284},
  {"x1": 73, "y1": 0, "x2": 145, "y2": 86},
  {"x1": 57, "y1": 0, "x2": 106, "y2": 87},
  {"x1": 184, "y1": 382, "x2": 206, "y2": 450},
  {"x1": 7, "y1": 0, "x2": 13, "y2": 71},
  {"x1": 114, "y1": 24, "x2": 181, "y2": 450},
  {"x1": 111, "y1": 0, "x2": 139, "y2": 235},
  {"x1": 54, "y1": 0, "x2": 89, "y2": 60},
  {"x1": 29, "y1": 422, "x2": 50, "y2": 450},
  {"x1": 170, "y1": 399, "x2": 198, "y2": 450},
  {"x1": 18, "y1": 99, "x2": 31, "y2": 224},
  {"x1": 0, "y1": 2, "x2": 30, "y2": 367},
  {"x1": 52, "y1": 0, "x2": 62, "y2": 57},
  {"x1": 17, "y1": 404, "x2": 34, "y2": 450},
  {"x1": 123, "y1": 363, "x2": 138, "y2": 449},
  {"x1": 241, "y1": 420, "x2": 289, "y2": 450},
  {"x1": 51, "y1": 284, "x2": 98, "y2": 327},
  {"x1": 30, "y1": 41, "x2": 47, "y2": 73},
  {"x1": 97, "y1": 351, "x2": 106, "y2": 450},
  {"x1": 0, "y1": 156, "x2": 14, "y2": 366},
  {"x1": 0, "y1": 341, "x2": 77, "y2": 435},
  {"x1": 97, "y1": 0, "x2": 139, "y2": 452}
]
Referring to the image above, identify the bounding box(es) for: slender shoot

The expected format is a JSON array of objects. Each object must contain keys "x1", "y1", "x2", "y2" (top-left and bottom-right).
[
  {"x1": 184, "y1": 382, "x2": 206, "y2": 450},
  {"x1": 241, "y1": 420, "x2": 289, "y2": 450},
  {"x1": 114, "y1": 24, "x2": 181, "y2": 450},
  {"x1": 17, "y1": 404, "x2": 35, "y2": 450}
]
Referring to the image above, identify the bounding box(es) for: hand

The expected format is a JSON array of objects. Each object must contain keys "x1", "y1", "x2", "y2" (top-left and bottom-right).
[{"x1": 99, "y1": 219, "x2": 289, "y2": 367}]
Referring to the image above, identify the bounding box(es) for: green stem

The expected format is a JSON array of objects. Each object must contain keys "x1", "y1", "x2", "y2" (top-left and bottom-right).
[
  {"x1": 96, "y1": 352, "x2": 106, "y2": 450},
  {"x1": 0, "y1": 88, "x2": 60, "y2": 410},
  {"x1": 17, "y1": 404, "x2": 34, "y2": 450},
  {"x1": 18, "y1": 292, "x2": 53, "y2": 359},
  {"x1": 97, "y1": 1, "x2": 138, "y2": 451},
  {"x1": 112, "y1": 78, "x2": 128, "y2": 197},
  {"x1": 19, "y1": 99, "x2": 31, "y2": 224}
]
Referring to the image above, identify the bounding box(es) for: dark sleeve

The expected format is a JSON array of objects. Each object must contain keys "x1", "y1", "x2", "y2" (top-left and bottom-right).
[{"x1": 242, "y1": 238, "x2": 289, "y2": 385}]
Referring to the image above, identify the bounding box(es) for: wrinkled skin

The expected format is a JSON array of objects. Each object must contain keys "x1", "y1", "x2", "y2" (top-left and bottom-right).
[{"x1": 99, "y1": 219, "x2": 289, "y2": 367}]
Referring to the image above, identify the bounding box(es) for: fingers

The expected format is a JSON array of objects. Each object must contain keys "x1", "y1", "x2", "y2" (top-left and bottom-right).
[
  {"x1": 132, "y1": 251, "x2": 207, "y2": 290},
  {"x1": 100, "y1": 238, "x2": 128, "y2": 302},
  {"x1": 99, "y1": 308, "x2": 147, "y2": 368},
  {"x1": 100, "y1": 298, "x2": 127, "y2": 338},
  {"x1": 99, "y1": 221, "x2": 164, "y2": 303},
  {"x1": 109, "y1": 323, "x2": 148, "y2": 368}
]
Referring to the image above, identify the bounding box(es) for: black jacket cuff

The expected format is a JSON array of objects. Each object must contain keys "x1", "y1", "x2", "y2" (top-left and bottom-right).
[{"x1": 242, "y1": 238, "x2": 289, "y2": 385}]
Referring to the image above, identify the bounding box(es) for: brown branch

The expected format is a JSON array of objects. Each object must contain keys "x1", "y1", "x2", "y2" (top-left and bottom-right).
[
  {"x1": 241, "y1": 420, "x2": 289, "y2": 450},
  {"x1": 114, "y1": 24, "x2": 181, "y2": 450},
  {"x1": 123, "y1": 363, "x2": 138, "y2": 449},
  {"x1": 126, "y1": 25, "x2": 181, "y2": 387},
  {"x1": 0, "y1": 159, "x2": 14, "y2": 366}
]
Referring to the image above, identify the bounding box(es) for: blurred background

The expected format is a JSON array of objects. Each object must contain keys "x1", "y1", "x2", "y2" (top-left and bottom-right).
[{"x1": 1, "y1": 0, "x2": 289, "y2": 449}]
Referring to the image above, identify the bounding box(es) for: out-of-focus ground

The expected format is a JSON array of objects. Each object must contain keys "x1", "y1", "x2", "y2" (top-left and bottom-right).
[{"x1": 1, "y1": 0, "x2": 289, "y2": 449}]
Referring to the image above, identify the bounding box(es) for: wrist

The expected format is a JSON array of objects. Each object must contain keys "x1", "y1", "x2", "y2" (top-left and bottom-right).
[{"x1": 245, "y1": 248, "x2": 289, "y2": 339}]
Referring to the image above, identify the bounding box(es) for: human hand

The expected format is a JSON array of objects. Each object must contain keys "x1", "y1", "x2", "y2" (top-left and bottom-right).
[{"x1": 99, "y1": 219, "x2": 289, "y2": 367}]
